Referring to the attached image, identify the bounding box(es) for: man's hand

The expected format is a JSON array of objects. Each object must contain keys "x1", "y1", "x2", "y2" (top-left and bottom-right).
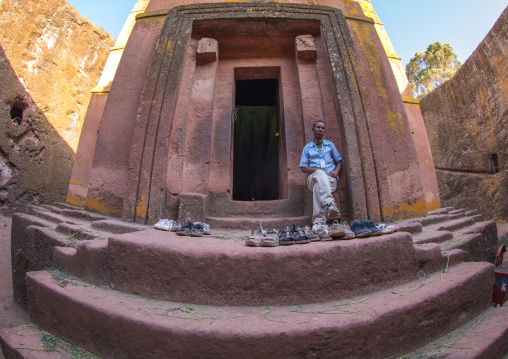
[{"x1": 328, "y1": 170, "x2": 338, "y2": 178}]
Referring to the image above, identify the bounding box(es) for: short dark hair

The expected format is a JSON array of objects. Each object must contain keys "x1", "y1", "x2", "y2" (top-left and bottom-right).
[{"x1": 312, "y1": 120, "x2": 325, "y2": 128}]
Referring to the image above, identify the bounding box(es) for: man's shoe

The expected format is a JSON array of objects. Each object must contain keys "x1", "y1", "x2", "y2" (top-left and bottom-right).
[
  {"x1": 349, "y1": 221, "x2": 372, "y2": 238},
  {"x1": 377, "y1": 223, "x2": 399, "y2": 234},
  {"x1": 202, "y1": 223, "x2": 211, "y2": 235},
  {"x1": 363, "y1": 221, "x2": 383, "y2": 236},
  {"x1": 329, "y1": 220, "x2": 346, "y2": 238},
  {"x1": 278, "y1": 227, "x2": 295, "y2": 245},
  {"x1": 176, "y1": 222, "x2": 192, "y2": 236},
  {"x1": 303, "y1": 225, "x2": 320, "y2": 242},
  {"x1": 154, "y1": 219, "x2": 173, "y2": 231},
  {"x1": 326, "y1": 202, "x2": 341, "y2": 220},
  {"x1": 313, "y1": 223, "x2": 332, "y2": 241},
  {"x1": 340, "y1": 222, "x2": 356, "y2": 240},
  {"x1": 190, "y1": 222, "x2": 204, "y2": 237}
]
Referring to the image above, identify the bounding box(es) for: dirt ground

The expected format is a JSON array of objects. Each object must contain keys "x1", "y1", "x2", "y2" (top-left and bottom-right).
[{"x1": 0, "y1": 212, "x2": 507, "y2": 359}]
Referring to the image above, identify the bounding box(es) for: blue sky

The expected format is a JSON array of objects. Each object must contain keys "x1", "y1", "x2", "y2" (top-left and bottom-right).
[{"x1": 67, "y1": 0, "x2": 506, "y2": 67}]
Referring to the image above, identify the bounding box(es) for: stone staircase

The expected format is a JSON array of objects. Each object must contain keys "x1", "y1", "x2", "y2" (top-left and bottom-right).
[{"x1": 1, "y1": 204, "x2": 507, "y2": 358}]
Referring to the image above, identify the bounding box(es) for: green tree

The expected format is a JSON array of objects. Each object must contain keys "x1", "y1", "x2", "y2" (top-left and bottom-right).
[{"x1": 405, "y1": 42, "x2": 462, "y2": 98}]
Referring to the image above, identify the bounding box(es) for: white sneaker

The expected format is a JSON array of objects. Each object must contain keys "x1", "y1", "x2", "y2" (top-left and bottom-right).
[
  {"x1": 202, "y1": 223, "x2": 211, "y2": 235},
  {"x1": 154, "y1": 219, "x2": 174, "y2": 231}
]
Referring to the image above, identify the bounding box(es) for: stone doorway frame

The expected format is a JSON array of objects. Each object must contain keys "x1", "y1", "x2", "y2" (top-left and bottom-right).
[{"x1": 123, "y1": 2, "x2": 378, "y2": 224}]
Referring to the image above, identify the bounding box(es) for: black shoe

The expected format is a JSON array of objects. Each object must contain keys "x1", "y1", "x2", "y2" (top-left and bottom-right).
[{"x1": 278, "y1": 227, "x2": 295, "y2": 245}]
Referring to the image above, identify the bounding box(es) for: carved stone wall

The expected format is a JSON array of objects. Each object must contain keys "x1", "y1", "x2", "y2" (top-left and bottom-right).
[
  {"x1": 0, "y1": 0, "x2": 114, "y2": 210},
  {"x1": 420, "y1": 7, "x2": 508, "y2": 221}
]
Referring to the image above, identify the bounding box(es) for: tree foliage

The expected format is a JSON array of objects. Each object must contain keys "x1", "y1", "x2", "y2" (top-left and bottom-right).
[{"x1": 405, "y1": 42, "x2": 462, "y2": 98}]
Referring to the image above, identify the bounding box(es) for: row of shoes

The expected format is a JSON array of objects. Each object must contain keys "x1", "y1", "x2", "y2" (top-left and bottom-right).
[
  {"x1": 154, "y1": 219, "x2": 211, "y2": 237},
  {"x1": 245, "y1": 220, "x2": 399, "y2": 247}
]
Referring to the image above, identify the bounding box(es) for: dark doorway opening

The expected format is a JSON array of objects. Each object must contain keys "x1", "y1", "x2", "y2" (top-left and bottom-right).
[
  {"x1": 10, "y1": 104, "x2": 24, "y2": 126},
  {"x1": 233, "y1": 79, "x2": 279, "y2": 201}
]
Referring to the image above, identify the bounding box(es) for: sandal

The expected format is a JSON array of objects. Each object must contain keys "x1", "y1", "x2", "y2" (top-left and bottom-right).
[
  {"x1": 292, "y1": 225, "x2": 310, "y2": 244},
  {"x1": 261, "y1": 228, "x2": 279, "y2": 247},
  {"x1": 278, "y1": 227, "x2": 295, "y2": 245}
]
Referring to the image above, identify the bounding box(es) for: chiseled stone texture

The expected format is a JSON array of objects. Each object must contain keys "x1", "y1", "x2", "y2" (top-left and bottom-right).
[
  {"x1": 0, "y1": 0, "x2": 114, "y2": 210},
  {"x1": 420, "y1": 7, "x2": 508, "y2": 221}
]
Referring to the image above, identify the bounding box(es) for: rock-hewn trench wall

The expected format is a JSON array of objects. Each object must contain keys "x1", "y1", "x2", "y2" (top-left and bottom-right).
[
  {"x1": 420, "y1": 7, "x2": 508, "y2": 221},
  {"x1": 0, "y1": 0, "x2": 115, "y2": 211}
]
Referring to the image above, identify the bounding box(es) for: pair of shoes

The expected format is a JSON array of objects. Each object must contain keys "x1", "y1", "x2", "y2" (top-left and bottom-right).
[
  {"x1": 326, "y1": 202, "x2": 341, "y2": 220},
  {"x1": 176, "y1": 222, "x2": 204, "y2": 237},
  {"x1": 376, "y1": 223, "x2": 399, "y2": 234},
  {"x1": 154, "y1": 219, "x2": 174, "y2": 231},
  {"x1": 278, "y1": 225, "x2": 311, "y2": 245},
  {"x1": 246, "y1": 228, "x2": 279, "y2": 247},
  {"x1": 329, "y1": 221, "x2": 355, "y2": 240},
  {"x1": 349, "y1": 221, "x2": 372, "y2": 238},
  {"x1": 349, "y1": 220, "x2": 383, "y2": 237},
  {"x1": 312, "y1": 223, "x2": 332, "y2": 241}
]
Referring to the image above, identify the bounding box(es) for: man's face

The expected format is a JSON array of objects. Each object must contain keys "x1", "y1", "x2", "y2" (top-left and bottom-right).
[{"x1": 312, "y1": 122, "x2": 326, "y2": 140}]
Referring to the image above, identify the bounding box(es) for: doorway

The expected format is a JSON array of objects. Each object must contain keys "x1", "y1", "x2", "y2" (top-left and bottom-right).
[{"x1": 233, "y1": 79, "x2": 279, "y2": 201}]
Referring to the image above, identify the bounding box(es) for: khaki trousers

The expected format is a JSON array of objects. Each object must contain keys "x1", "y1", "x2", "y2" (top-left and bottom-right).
[{"x1": 307, "y1": 169, "x2": 338, "y2": 224}]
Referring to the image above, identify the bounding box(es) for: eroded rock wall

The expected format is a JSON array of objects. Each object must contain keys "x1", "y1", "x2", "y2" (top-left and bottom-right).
[
  {"x1": 0, "y1": 0, "x2": 115, "y2": 211},
  {"x1": 420, "y1": 7, "x2": 508, "y2": 221}
]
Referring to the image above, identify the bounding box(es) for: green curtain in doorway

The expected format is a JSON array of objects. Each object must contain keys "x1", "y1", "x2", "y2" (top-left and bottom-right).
[{"x1": 233, "y1": 106, "x2": 279, "y2": 201}]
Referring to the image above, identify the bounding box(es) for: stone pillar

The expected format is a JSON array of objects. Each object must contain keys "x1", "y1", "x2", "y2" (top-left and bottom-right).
[{"x1": 179, "y1": 38, "x2": 219, "y2": 221}]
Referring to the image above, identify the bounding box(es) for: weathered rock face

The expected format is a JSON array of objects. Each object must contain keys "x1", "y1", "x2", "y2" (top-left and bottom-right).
[
  {"x1": 0, "y1": 0, "x2": 115, "y2": 210},
  {"x1": 420, "y1": 7, "x2": 508, "y2": 221}
]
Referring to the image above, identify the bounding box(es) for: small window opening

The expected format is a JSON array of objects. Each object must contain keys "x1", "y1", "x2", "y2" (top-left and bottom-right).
[
  {"x1": 10, "y1": 104, "x2": 24, "y2": 126},
  {"x1": 491, "y1": 153, "x2": 500, "y2": 174},
  {"x1": 233, "y1": 79, "x2": 279, "y2": 201}
]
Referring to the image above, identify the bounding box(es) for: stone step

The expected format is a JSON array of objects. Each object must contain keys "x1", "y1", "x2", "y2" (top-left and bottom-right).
[
  {"x1": 428, "y1": 216, "x2": 476, "y2": 232},
  {"x1": 55, "y1": 202, "x2": 85, "y2": 211},
  {"x1": 405, "y1": 306, "x2": 508, "y2": 359},
  {"x1": 21, "y1": 262, "x2": 493, "y2": 359},
  {"x1": 397, "y1": 221, "x2": 422, "y2": 234},
  {"x1": 449, "y1": 212, "x2": 467, "y2": 220},
  {"x1": 404, "y1": 214, "x2": 450, "y2": 227},
  {"x1": 206, "y1": 215, "x2": 311, "y2": 230},
  {"x1": 39, "y1": 204, "x2": 63, "y2": 213},
  {"x1": 465, "y1": 209, "x2": 479, "y2": 217},
  {"x1": 412, "y1": 230, "x2": 453, "y2": 245},
  {"x1": 413, "y1": 243, "x2": 464, "y2": 276},
  {"x1": 28, "y1": 206, "x2": 82, "y2": 226},
  {"x1": 0, "y1": 325, "x2": 85, "y2": 359},
  {"x1": 10, "y1": 211, "x2": 148, "y2": 307},
  {"x1": 439, "y1": 221, "x2": 498, "y2": 263},
  {"x1": 53, "y1": 230, "x2": 441, "y2": 306},
  {"x1": 207, "y1": 198, "x2": 307, "y2": 218},
  {"x1": 428, "y1": 207, "x2": 455, "y2": 215}
]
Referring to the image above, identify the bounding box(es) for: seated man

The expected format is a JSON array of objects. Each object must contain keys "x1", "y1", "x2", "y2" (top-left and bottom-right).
[{"x1": 299, "y1": 120, "x2": 342, "y2": 230}]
